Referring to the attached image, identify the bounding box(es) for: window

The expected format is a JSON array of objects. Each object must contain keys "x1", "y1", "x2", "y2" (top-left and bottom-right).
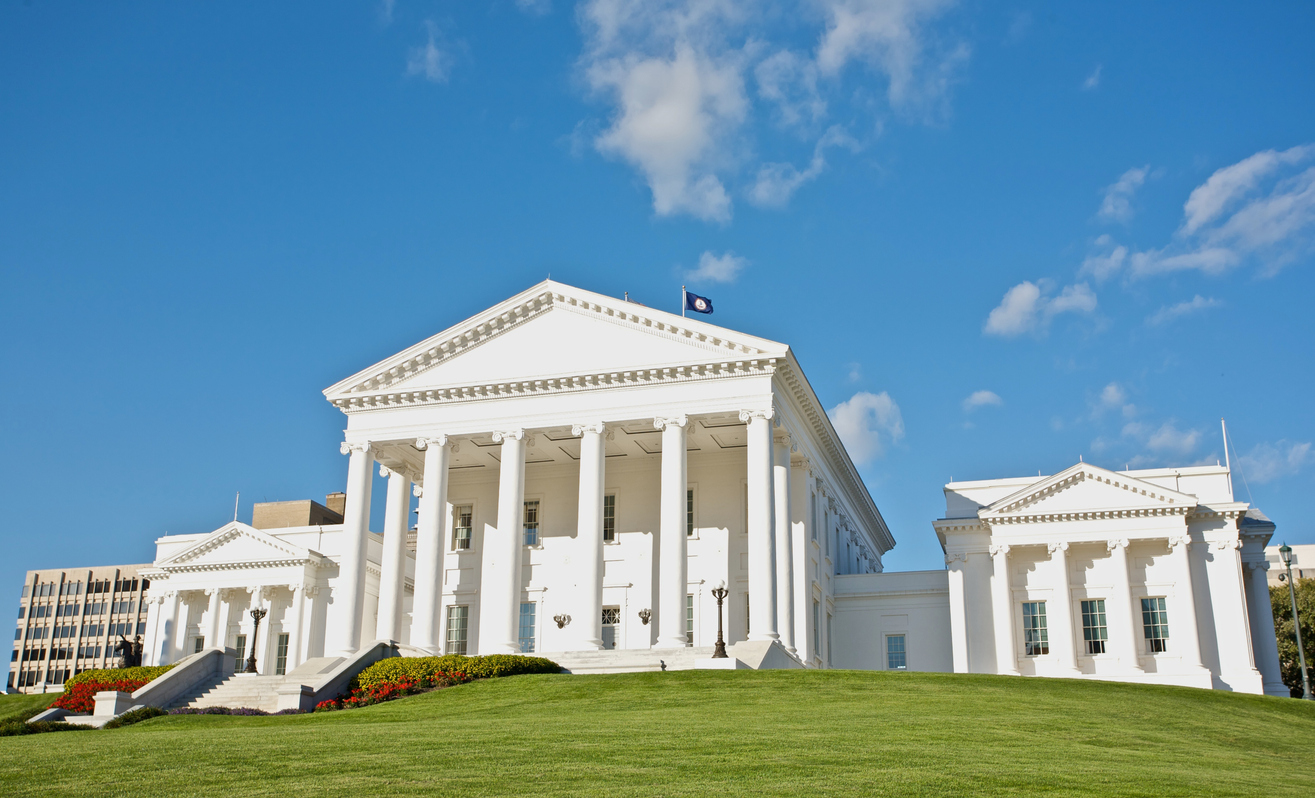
[
  {"x1": 810, "y1": 492, "x2": 818, "y2": 541},
  {"x1": 1022, "y1": 602, "x2": 1049, "y2": 656},
  {"x1": 446, "y1": 605, "x2": 469, "y2": 655},
  {"x1": 826, "y1": 612, "x2": 833, "y2": 666},
  {"x1": 813, "y1": 601, "x2": 821, "y2": 657},
  {"x1": 603, "y1": 494, "x2": 617, "y2": 543},
  {"x1": 453, "y1": 505, "x2": 473, "y2": 551},
  {"x1": 275, "y1": 633, "x2": 290, "y2": 675},
  {"x1": 745, "y1": 593, "x2": 751, "y2": 638},
  {"x1": 233, "y1": 635, "x2": 247, "y2": 671},
  {"x1": 686, "y1": 594, "x2": 694, "y2": 638},
  {"x1": 193, "y1": 637, "x2": 205, "y2": 654},
  {"x1": 518, "y1": 603, "x2": 536, "y2": 653},
  {"x1": 1141, "y1": 597, "x2": 1170, "y2": 653},
  {"x1": 1081, "y1": 600, "x2": 1108, "y2": 655},
  {"x1": 886, "y1": 634, "x2": 907, "y2": 670},
  {"x1": 523, "y1": 501, "x2": 540, "y2": 546},
  {"x1": 686, "y1": 488, "x2": 695, "y2": 536},
  {"x1": 601, "y1": 607, "x2": 620, "y2": 626}
]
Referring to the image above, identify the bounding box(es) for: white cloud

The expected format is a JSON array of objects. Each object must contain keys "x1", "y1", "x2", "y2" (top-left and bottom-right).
[
  {"x1": 1098, "y1": 166, "x2": 1148, "y2": 222},
  {"x1": 983, "y1": 280, "x2": 1097, "y2": 337},
  {"x1": 1082, "y1": 64, "x2": 1102, "y2": 90},
  {"x1": 1092, "y1": 381, "x2": 1136, "y2": 419},
  {"x1": 755, "y1": 49, "x2": 825, "y2": 130},
  {"x1": 1182, "y1": 145, "x2": 1314, "y2": 234},
  {"x1": 1078, "y1": 235, "x2": 1128, "y2": 282},
  {"x1": 686, "y1": 250, "x2": 747, "y2": 283},
  {"x1": 380, "y1": 0, "x2": 396, "y2": 25},
  {"x1": 846, "y1": 362, "x2": 863, "y2": 382},
  {"x1": 516, "y1": 0, "x2": 553, "y2": 15},
  {"x1": 829, "y1": 391, "x2": 904, "y2": 465},
  {"x1": 407, "y1": 22, "x2": 453, "y2": 84},
  {"x1": 1146, "y1": 295, "x2": 1222, "y2": 326},
  {"x1": 1145, "y1": 422, "x2": 1201, "y2": 457},
  {"x1": 1238, "y1": 440, "x2": 1313, "y2": 484},
  {"x1": 748, "y1": 125, "x2": 859, "y2": 207},
  {"x1": 962, "y1": 390, "x2": 1002, "y2": 412}
]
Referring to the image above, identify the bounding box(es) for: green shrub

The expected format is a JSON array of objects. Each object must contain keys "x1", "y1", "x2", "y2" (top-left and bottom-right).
[
  {"x1": 103, "y1": 706, "x2": 167, "y2": 729},
  {"x1": 0, "y1": 718, "x2": 93, "y2": 737},
  {"x1": 353, "y1": 654, "x2": 561, "y2": 690},
  {"x1": 63, "y1": 665, "x2": 174, "y2": 691}
]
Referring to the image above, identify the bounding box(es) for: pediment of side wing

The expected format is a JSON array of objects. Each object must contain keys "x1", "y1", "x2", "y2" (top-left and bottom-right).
[
  {"x1": 156, "y1": 523, "x2": 315, "y2": 568},
  {"x1": 983, "y1": 464, "x2": 1197, "y2": 519},
  {"x1": 324, "y1": 281, "x2": 788, "y2": 401}
]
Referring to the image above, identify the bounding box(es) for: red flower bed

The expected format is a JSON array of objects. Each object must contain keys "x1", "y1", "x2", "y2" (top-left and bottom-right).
[
  {"x1": 53, "y1": 678, "x2": 153, "y2": 715},
  {"x1": 314, "y1": 671, "x2": 471, "y2": 712}
]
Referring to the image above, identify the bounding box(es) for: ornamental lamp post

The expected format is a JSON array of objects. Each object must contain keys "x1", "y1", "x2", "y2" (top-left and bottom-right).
[
  {"x1": 711, "y1": 580, "x2": 729, "y2": 659},
  {"x1": 244, "y1": 606, "x2": 268, "y2": 674},
  {"x1": 1278, "y1": 544, "x2": 1312, "y2": 700}
]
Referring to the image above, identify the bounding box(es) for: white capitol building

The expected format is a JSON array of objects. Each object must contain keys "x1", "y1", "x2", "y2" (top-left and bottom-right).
[{"x1": 135, "y1": 281, "x2": 1287, "y2": 699}]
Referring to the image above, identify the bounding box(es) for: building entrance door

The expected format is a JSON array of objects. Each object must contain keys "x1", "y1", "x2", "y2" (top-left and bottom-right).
[{"x1": 601, "y1": 606, "x2": 620, "y2": 649}]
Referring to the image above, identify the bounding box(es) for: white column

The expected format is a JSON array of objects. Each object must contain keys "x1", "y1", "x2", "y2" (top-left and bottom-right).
[
  {"x1": 1212, "y1": 537, "x2": 1262, "y2": 681},
  {"x1": 773, "y1": 432, "x2": 796, "y2": 655},
  {"x1": 946, "y1": 553, "x2": 969, "y2": 673},
  {"x1": 155, "y1": 591, "x2": 180, "y2": 665},
  {"x1": 655, "y1": 416, "x2": 689, "y2": 648},
  {"x1": 329, "y1": 441, "x2": 374, "y2": 656},
  {"x1": 479, "y1": 429, "x2": 527, "y2": 655},
  {"x1": 790, "y1": 465, "x2": 811, "y2": 661},
  {"x1": 574, "y1": 422, "x2": 607, "y2": 651},
  {"x1": 203, "y1": 589, "x2": 222, "y2": 650},
  {"x1": 743, "y1": 409, "x2": 779, "y2": 642},
  {"x1": 1168, "y1": 535, "x2": 1206, "y2": 670},
  {"x1": 411, "y1": 436, "x2": 450, "y2": 654},
  {"x1": 248, "y1": 587, "x2": 267, "y2": 673},
  {"x1": 990, "y1": 544, "x2": 1018, "y2": 675},
  {"x1": 1048, "y1": 542, "x2": 1081, "y2": 673},
  {"x1": 1244, "y1": 561, "x2": 1286, "y2": 695},
  {"x1": 1106, "y1": 539, "x2": 1144, "y2": 674},
  {"x1": 286, "y1": 583, "x2": 306, "y2": 671},
  {"x1": 376, "y1": 466, "x2": 410, "y2": 643}
]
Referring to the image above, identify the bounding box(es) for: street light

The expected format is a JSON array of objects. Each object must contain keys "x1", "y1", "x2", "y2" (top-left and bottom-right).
[
  {"x1": 711, "y1": 580, "x2": 729, "y2": 659},
  {"x1": 1278, "y1": 544, "x2": 1312, "y2": 700},
  {"x1": 244, "y1": 606, "x2": 267, "y2": 674}
]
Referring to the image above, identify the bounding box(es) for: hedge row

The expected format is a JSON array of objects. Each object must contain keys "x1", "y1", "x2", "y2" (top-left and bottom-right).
[
  {"x1": 353, "y1": 654, "x2": 561, "y2": 690},
  {"x1": 63, "y1": 666, "x2": 174, "y2": 690}
]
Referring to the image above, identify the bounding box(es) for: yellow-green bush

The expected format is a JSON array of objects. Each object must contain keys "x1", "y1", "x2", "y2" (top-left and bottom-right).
[
  {"x1": 62, "y1": 665, "x2": 174, "y2": 691},
  {"x1": 353, "y1": 654, "x2": 560, "y2": 690}
]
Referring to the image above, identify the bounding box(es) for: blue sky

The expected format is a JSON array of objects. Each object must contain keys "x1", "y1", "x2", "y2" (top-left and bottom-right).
[{"x1": 2, "y1": 2, "x2": 1313, "y2": 594}]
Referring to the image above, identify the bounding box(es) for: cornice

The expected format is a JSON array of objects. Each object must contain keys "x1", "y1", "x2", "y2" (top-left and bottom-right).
[
  {"x1": 156, "y1": 558, "x2": 320, "y2": 574},
  {"x1": 984, "y1": 466, "x2": 1192, "y2": 518},
  {"x1": 983, "y1": 506, "x2": 1192, "y2": 525}
]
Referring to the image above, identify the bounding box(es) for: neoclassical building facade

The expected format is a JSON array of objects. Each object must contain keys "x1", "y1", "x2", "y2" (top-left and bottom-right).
[{"x1": 129, "y1": 280, "x2": 1284, "y2": 699}]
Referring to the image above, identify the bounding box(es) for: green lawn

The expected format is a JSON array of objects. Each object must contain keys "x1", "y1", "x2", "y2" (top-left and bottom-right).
[
  {"x1": 0, "y1": 693, "x2": 54, "y2": 724},
  {"x1": 1, "y1": 670, "x2": 1312, "y2": 797}
]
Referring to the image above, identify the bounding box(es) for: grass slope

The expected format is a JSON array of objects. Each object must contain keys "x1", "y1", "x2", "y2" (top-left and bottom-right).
[
  {"x1": 1, "y1": 670, "x2": 1312, "y2": 797},
  {"x1": 0, "y1": 694, "x2": 54, "y2": 723}
]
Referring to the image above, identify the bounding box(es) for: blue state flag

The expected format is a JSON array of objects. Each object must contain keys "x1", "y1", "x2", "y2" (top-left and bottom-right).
[{"x1": 685, "y1": 290, "x2": 714, "y2": 315}]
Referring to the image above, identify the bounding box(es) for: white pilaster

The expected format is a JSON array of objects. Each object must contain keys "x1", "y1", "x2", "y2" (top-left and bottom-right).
[
  {"x1": 655, "y1": 415, "x2": 689, "y2": 648},
  {"x1": 156, "y1": 591, "x2": 180, "y2": 666},
  {"x1": 1048, "y1": 542, "x2": 1081, "y2": 674},
  {"x1": 411, "y1": 436, "x2": 450, "y2": 654},
  {"x1": 376, "y1": 465, "x2": 411, "y2": 643},
  {"x1": 574, "y1": 422, "x2": 607, "y2": 651},
  {"x1": 946, "y1": 553, "x2": 969, "y2": 673},
  {"x1": 1244, "y1": 561, "x2": 1287, "y2": 695},
  {"x1": 1211, "y1": 537, "x2": 1263, "y2": 686},
  {"x1": 773, "y1": 432, "x2": 796, "y2": 655},
  {"x1": 479, "y1": 429, "x2": 526, "y2": 655},
  {"x1": 286, "y1": 583, "x2": 306, "y2": 672},
  {"x1": 1106, "y1": 539, "x2": 1144, "y2": 674},
  {"x1": 990, "y1": 544, "x2": 1018, "y2": 675},
  {"x1": 329, "y1": 441, "x2": 374, "y2": 656},
  {"x1": 1169, "y1": 535, "x2": 1206, "y2": 670},
  {"x1": 743, "y1": 409, "x2": 779, "y2": 642},
  {"x1": 204, "y1": 588, "x2": 222, "y2": 650}
]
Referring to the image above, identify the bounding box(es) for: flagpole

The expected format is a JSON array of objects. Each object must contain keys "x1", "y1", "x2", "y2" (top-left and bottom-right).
[{"x1": 682, "y1": 285, "x2": 686, "y2": 318}]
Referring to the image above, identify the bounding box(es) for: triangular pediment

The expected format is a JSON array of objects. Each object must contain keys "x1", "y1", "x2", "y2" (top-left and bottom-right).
[
  {"x1": 983, "y1": 463, "x2": 1198, "y2": 519},
  {"x1": 324, "y1": 280, "x2": 787, "y2": 401},
  {"x1": 157, "y1": 522, "x2": 317, "y2": 569}
]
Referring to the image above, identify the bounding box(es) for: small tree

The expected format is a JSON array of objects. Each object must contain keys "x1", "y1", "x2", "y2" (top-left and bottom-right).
[{"x1": 1270, "y1": 578, "x2": 1315, "y2": 698}]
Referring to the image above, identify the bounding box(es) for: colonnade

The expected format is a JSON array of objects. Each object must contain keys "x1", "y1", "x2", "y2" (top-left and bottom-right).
[
  {"x1": 329, "y1": 410, "x2": 806, "y2": 657},
  {"x1": 149, "y1": 583, "x2": 314, "y2": 672}
]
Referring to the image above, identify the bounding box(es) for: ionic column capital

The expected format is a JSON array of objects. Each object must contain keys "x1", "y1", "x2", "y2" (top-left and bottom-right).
[
  {"x1": 773, "y1": 429, "x2": 793, "y2": 448},
  {"x1": 989, "y1": 544, "x2": 1011, "y2": 558},
  {"x1": 491, "y1": 429, "x2": 525, "y2": 443},
  {"x1": 739, "y1": 409, "x2": 775, "y2": 423},
  {"x1": 412, "y1": 483, "x2": 423, "y2": 498},
  {"x1": 1167, "y1": 535, "x2": 1192, "y2": 551},
  {"x1": 572, "y1": 421, "x2": 607, "y2": 437},
  {"x1": 340, "y1": 441, "x2": 373, "y2": 457},
  {"x1": 653, "y1": 415, "x2": 688, "y2": 431},
  {"x1": 1047, "y1": 541, "x2": 1069, "y2": 556},
  {"x1": 1213, "y1": 538, "x2": 1243, "y2": 551},
  {"x1": 945, "y1": 551, "x2": 967, "y2": 565},
  {"x1": 1106, "y1": 538, "x2": 1130, "y2": 552},
  {"x1": 415, "y1": 435, "x2": 449, "y2": 450}
]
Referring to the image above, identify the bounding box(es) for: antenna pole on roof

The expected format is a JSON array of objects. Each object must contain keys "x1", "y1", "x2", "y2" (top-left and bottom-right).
[
  {"x1": 233, "y1": 492, "x2": 240, "y2": 522},
  {"x1": 1221, "y1": 418, "x2": 1234, "y2": 501},
  {"x1": 682, "y1": 285, "x2": 687, "y2": 318}
]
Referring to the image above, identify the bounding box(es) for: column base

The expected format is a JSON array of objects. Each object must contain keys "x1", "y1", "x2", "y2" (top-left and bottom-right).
[
  {"x1": 748, "y1": 633, "x2": 780, "y2": 643},
  {"x1": 654, "y1": 637, "x2": 689, "y2": 649}
]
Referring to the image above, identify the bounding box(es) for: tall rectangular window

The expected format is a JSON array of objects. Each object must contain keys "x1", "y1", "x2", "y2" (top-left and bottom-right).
[
  {"x1": 1022, "y1": 601, "x2": 1049, "y2": 656},
  {"x1": 518, "y1": 602, "x2": 536, "y2": 653},
  {"x1": 233, "y1": 634, "x2": 247, "y2": 671},
  {"x1": 813, "y1": 600, "x2": 821, "y2": 657},
  {"x1": 886, "y1": 634, "x2": 907, "y2": 670},
  {"x1": 193, "y1": 637, "x2": 205, "y2": 654},
  {"x1": 1141, "y1": 597, "x2": 1170, "y2": 653},
  {"x1": 523, "y1": 501, "x2": 540, "y2": 546},
  {"x1": 686, "y1": 594, "x2": 694, "y2": 638},
  {"x1": 446, "y1": 605, "x2": 469, "y2": 655},
  {"x1": 275, "y1": 633, "x2": 290, "y2": 675},
  {"x1": 810, "y1": 492, "x2": 818, "y2": 541},
  {"x1": 1081, "y1": 599, "x2": 1108, "y2": 655},
  {"x1": 686, "y1": 488, "x2": 695, "y2": 536},
  {"x1": 603, "y1": 494, "x2": 616, "y2": 543},
  {"x1": 745, "y1": 593, "x2": 751, "y2": 637},
  {"x1": 452, "y1": 505, "x2": 473, "y2": 551}
]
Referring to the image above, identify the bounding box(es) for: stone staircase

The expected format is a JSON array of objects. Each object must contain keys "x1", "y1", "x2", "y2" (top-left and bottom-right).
[
  {"x1": 166, "y1": 656, "x2": 347, "y2": 713},
  {"x1": 551, "y1": 646, "x2": 716, "y2": 673}
]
